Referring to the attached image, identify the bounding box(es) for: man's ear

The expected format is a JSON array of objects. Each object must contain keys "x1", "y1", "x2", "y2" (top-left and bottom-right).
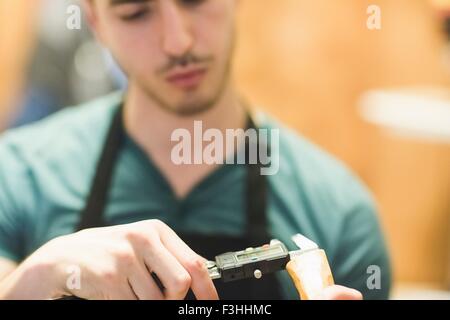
[{"x1": 81, "y1": 0, "x2": 105, "y2": 44}]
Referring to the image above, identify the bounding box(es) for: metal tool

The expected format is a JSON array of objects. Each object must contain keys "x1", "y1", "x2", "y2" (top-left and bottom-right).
[{"x1": 205, "y1": 234, "x2": 320, "y2": 282}]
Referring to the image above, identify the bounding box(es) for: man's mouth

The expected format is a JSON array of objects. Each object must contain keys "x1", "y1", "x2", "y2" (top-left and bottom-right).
[{"x1": 166, "y1": 67, "x2": 207, "y2": 90}]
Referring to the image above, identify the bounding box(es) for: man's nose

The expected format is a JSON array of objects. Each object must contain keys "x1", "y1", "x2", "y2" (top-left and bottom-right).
[{"x1": 160, "y1": 1, "x2": 194, "y2": 58}]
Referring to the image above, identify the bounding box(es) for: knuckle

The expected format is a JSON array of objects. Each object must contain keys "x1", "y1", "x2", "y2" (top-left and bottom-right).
[
  {"x1": 115, "y1": 247, "x2": 135, "y2": 267},
  {"x1": 149, "y1": 219, "x2": 167, "y2": 230},
  {"x1": 125, "y1": 229, "x2": 150, "y2": 246},
  {"x1": 143, "y1": 236, "x2": 161, "y2": 252},
  {"x1": 184, "y1": 257, "x2": 206, "y2": 274},
  {"x1": 136, "y1": 219, "x2": 164, "y2": 234},
  {"x1": 169, "y1": 272, "x2": 191, "y2": 297}
]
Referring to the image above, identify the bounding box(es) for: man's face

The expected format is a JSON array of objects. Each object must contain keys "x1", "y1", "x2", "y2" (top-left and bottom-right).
[{"x1": 86, "y1": 0, "x2": 237, "y2": 116}]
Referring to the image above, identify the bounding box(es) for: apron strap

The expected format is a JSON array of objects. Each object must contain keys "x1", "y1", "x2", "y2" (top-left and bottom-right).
[
  {"x1": 245, "y1": 116, "x2": 270, "y2": 245},
  {"x1": 77, "y1": 108, "x2": 124, "y2": 230}
]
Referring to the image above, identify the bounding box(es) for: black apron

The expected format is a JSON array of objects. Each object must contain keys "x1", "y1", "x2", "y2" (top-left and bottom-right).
[{"x1": 77, "y1": 104, "x2": 283, "y2": 300}]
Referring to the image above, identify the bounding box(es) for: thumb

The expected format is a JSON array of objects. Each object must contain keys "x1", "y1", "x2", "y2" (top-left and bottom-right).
[{"x1": 312, "y1": 285, "x2": 363, "y2": 300}]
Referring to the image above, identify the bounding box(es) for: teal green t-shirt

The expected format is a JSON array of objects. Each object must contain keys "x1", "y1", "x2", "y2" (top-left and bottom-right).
[{"x1": 0, "y1": 92, "x2": 391, "y2": 299}]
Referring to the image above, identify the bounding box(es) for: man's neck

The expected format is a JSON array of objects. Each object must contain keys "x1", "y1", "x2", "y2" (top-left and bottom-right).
[
  {"x1": 123, "y1": 84, "x2": 247, "y2": 158},
  {"x1": 122, "y1": 83, "x2": 247, "y2": 198}
]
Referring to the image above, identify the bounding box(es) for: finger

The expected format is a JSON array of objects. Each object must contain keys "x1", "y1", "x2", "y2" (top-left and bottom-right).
[
  {"x1": 128, "y1": 264, "x2": 164, "y2": 300},
  {"x1": 143, "y1": 238, "x2": 192, "y2": 300},
  {"x1": 182, "y1": 257, "x2": 219, "y2": 300},
  {"x1": 155, "y1": 222, "x2": 218, "y2": 300},
  {"x1": 316, "y1": 285, "x2": 363, "y2": 300}
]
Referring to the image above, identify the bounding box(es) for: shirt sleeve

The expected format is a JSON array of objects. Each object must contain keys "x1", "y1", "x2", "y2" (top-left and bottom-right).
[
  {"x1": 0, "y1": 141, "x2": 26, "y2": 262},
  {"x1": 331, "y1": 177, "x2": 392, "y2": 300}
]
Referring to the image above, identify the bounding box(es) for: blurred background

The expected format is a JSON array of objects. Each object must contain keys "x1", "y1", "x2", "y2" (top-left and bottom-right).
[{"x1": 0, "y1": 0, "x2": 449, "y2": 299}]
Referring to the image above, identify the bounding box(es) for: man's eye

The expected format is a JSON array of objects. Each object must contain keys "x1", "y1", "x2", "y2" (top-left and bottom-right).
[{"x1": 120, "y1": 8, "x2": 151, "y2": 22}]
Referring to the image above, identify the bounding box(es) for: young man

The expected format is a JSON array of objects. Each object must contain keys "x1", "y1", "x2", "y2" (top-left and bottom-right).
[{"x1": 0, "y1": 0, "x2": 390, "y2": 300}]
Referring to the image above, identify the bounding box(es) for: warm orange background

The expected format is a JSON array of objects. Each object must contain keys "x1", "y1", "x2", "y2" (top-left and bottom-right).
[
  {"x1": 235, "y1": 0, "x2": 450, "y2": 288},
  {"x1": 1, "y1": 0, "x2": 449, "y2": 289},
  {"x1": 0, "y1": 0, "x2": 39, "y2": 128}
]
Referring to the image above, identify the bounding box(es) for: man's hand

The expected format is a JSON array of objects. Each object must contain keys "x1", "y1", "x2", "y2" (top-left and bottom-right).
[
  {"x1": 313, "y1": 285, "x2": 363, "y2": 300},
  {"x1": 0, "y1": 220, "x2": 218, "y2": 300}
]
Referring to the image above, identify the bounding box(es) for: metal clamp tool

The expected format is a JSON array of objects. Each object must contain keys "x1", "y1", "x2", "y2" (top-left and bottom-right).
[{"x1": 205, "y1": 233, "x2": 323, "y2": 282}]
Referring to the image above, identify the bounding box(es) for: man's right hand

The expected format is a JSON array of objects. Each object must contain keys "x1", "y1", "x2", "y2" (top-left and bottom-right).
[{"x1": 0, "y1": 220, "x2": 219, "y2": 300}]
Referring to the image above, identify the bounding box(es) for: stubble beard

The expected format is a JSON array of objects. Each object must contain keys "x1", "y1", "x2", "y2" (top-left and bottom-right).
[{"x1": 139, "y1": 33, "x2": 236, "y2": 118}]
